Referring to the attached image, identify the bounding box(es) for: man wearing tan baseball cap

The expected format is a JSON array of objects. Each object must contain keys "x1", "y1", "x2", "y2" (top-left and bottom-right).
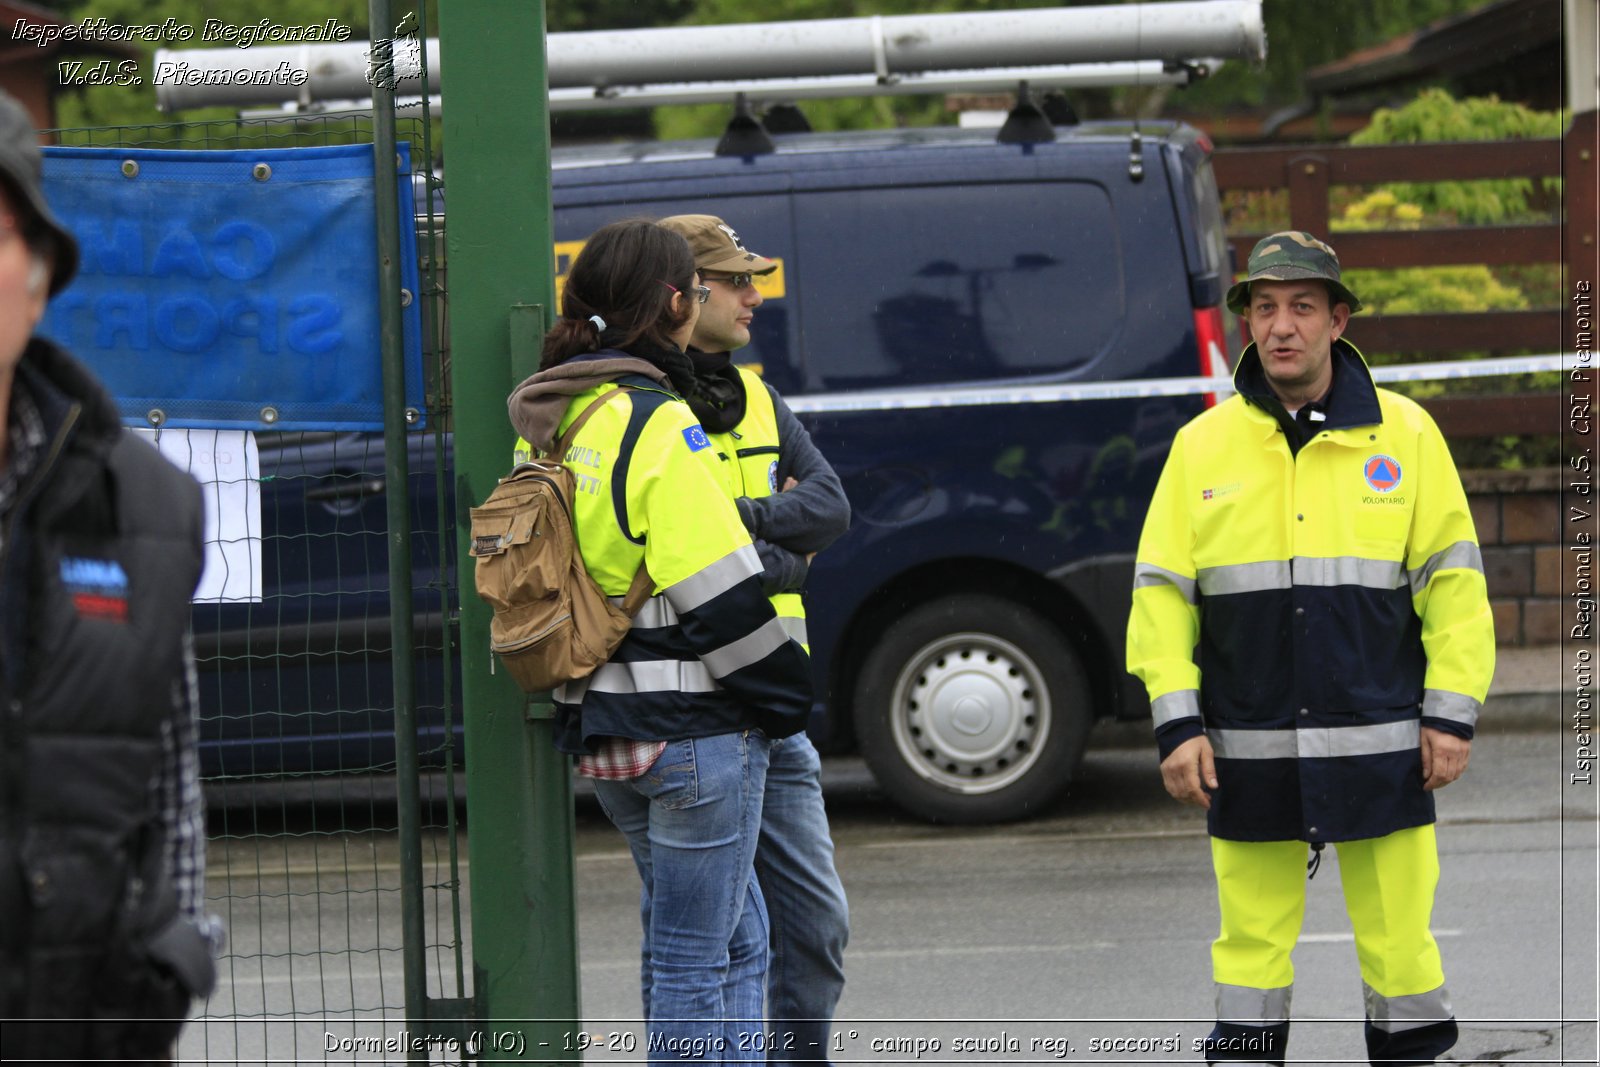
[
  {"x1": 659, "y1": 213, "x2": 851, "y2": 1064},
  {"x1": 660, "y1": 214, "x2": 776, "y2": 356}
]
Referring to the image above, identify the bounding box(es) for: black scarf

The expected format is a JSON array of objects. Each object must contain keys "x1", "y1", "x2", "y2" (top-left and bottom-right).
[
  {"x1": 683, "y1": 350, "x2": 748, "y2": 434},
  {"x1": 599, "y1": 329, "x2": 698, "y2": 399}
]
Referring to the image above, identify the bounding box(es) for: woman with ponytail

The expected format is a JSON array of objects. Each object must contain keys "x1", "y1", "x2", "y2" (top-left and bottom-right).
[{"x1": 508, "y1": 219, "x2": 813, "y2": 1062}]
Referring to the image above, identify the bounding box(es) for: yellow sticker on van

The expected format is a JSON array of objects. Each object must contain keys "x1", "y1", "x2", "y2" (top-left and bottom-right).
[{"x1": 753, "y1": 261, "x2": 786, "y2": 299}]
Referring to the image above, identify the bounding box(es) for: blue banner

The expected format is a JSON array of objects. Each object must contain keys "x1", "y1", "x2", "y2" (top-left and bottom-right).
[{"x1": 40, "y1": 143, "x2": 425, "y2": 431}]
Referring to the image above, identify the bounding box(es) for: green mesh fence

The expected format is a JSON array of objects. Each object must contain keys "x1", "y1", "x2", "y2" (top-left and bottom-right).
[{"x1": 49, "y1": 110, "x2": 467, "y2": 1063}]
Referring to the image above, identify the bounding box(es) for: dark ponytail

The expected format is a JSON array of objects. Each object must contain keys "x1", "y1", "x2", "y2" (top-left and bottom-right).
[
  {"x1": 540, "y1": 218, "x2": 696, "y2": 370},
  {"x1": 540, "y1": 314, "x2": 606, "y2": 366}
]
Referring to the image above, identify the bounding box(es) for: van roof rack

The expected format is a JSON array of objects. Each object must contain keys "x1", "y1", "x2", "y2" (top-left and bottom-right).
[
  {"x1": 714, "y1": 94, "x2": 776, "y2": 158},
  {"x1": 997, "y1": 82, "x2": 1056, "y2": 145},
  {"x1": 156, "y1": 1, "x2": 1265, "y2": 113}
]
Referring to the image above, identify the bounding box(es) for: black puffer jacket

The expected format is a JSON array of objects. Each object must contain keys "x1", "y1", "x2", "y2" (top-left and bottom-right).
[{"x1": 0, "y1": 339, "x2": 210, "y2": 1060}]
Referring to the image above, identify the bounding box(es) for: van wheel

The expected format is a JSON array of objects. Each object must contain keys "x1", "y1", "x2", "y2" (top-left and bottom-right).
[{"x1": 853, "y1": 594, "x2": 1093, "y2": 824}]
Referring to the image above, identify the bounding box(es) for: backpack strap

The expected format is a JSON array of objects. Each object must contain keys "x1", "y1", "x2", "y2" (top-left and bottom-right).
[
  {"x1": 619, "y1": 564, "x2": 655, "y2": 617},
  {"x1": 550, "y1": 385, "x2": 633, "y2": 459},
  {"x1": 551, "y1": 385, "x2": 656, "y2": 617}
]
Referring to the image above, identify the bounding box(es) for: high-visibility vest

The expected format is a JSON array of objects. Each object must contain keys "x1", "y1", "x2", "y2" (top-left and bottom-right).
[{"x1": 705, "y1": 365, "x2": 808, "y2": 651}]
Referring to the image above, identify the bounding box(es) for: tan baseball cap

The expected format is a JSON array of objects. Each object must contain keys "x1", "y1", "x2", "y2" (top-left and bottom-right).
[{"x1": 659, "y1": 214, "x2": 777, "y2": 275}]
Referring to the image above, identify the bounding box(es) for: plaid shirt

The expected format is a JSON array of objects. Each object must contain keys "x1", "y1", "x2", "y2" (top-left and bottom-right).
[
  {"x1": 1, "y1": 380, "x2": 222, "y2": 953},
  {"x1": 576, "y1": 737, "x2": 667, "y2": 780},
  {"x1": 0, "y1": 378, "x2": 46, "y2": 528}
]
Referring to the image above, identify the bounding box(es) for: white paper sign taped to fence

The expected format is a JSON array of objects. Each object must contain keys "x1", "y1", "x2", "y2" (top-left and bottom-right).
[{"x1": 134, "y1": 428, "x2": 263, "y2": 603}]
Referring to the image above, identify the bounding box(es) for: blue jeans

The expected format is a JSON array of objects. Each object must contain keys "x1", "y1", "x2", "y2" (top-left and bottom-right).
[
  {"x1": 594, "y1": 731, "x2": 771, "y2": 1064},
  {"x1": 756, "y1": 734, "x2": 849, "y2": 1065},
  {"x1": 633, "y1": 733, "x2": 849, "y2": 1064}
]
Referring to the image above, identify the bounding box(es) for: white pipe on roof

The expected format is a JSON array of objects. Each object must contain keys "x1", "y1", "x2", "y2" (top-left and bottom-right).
[
  {"x1": 549, "y1": 61, "x2": 1216, "y2": 111},
  {"x1": 234, "y1": 60, "x2": 1215, "y2": 120},
  {"x1": 549, "y1": 2, "x2": 1264, "y2": 87},
  {"x1": 154, "y1": 0, "x2": 1263, "y2": 112}
]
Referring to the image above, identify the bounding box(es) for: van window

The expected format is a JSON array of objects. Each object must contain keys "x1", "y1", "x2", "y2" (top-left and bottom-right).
[{"x1": 792, "y1": 183, "x2": 1122, "y2": 393}]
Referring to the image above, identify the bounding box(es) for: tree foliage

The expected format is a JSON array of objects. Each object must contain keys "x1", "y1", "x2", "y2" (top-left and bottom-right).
[
  {"x1": 652, "y1": 0, "x2": 1501, "y2": 139},
  {"x1": 1338, "y1": 89, "x2": 1563, "y2": 311},
  {"x1": 1179, "y1": 0, "x2": 1483, "y2": 113},
  {"x1": 1328, "y1": 91, "x2": 1562, "y2": 470},
  {"x1": 1337, "y1": 187, "x2": 1529, "y2": 320},
  {"x1": 37, "y1": 0, "x2": 1543, "y2": 145},
  {"x1": 548, "y1": 0, "x2": 692, "y2": 32},
  {"x1": 44, "y1": 0, "x2": 373, "y2": 132},
  {"x1": 1348, "y1": 88, "x2": 1565, "y2": 223}
]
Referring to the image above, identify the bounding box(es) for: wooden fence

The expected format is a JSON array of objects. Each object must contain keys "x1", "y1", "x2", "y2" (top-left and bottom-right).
[{"x1": 1211, "y1": 121, "x2": 1593, "y2": 438}]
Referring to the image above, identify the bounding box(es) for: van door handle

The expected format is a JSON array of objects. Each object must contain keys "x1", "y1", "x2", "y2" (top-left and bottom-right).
[{"x1": 306, "y1": 476, "x2": 386, "y2": 502}]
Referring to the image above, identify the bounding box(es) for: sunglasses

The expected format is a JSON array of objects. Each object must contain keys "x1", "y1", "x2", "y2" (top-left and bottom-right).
[
  {"x1": 660, "y1": 280, "x2": 711, "y2": 304},
  {"x1": 701, "y1": 272, "x2": 756, "y2": 291}
]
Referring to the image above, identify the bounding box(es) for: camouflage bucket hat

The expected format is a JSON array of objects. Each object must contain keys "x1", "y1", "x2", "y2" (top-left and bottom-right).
[{"x1": 1224, "y1": 230, "x2": 1361, "y2": 315}]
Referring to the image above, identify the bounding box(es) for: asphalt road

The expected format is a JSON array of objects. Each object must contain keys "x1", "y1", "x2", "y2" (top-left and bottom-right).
[{"x1": 180, "y1": 728, "x2": 1597, "y2": 1065}]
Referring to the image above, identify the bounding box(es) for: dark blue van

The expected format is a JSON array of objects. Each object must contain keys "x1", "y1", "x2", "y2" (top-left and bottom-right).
[{"x1": 194, "y1": 119, "x2": 1233, "y2": 823}]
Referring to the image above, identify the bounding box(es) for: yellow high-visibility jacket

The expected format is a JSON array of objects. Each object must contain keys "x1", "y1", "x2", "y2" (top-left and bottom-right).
[
  {"x1": 1127, "y1": 340, "x2": 1494, "y2": 842},
  {"x1": 523, "y1": 370, "x2": 813, "y2": 751}
]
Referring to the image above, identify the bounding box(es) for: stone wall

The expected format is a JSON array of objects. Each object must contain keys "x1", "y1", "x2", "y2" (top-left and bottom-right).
[{"x1": 1466, "y1": 467, "x2": 1563, "y2": 647}]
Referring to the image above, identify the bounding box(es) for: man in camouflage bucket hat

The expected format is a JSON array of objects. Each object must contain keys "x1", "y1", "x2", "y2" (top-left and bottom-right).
[
  {"x1": 1224, "y1": 229, "x2": 1362, "y2": 317},
  {"x1": 1128, "y1": 231, "x2": 1493, "y2": 1065}
]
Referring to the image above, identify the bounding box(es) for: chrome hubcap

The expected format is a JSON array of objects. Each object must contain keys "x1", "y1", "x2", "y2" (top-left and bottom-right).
[{"x1": 888, "y1": 631, "x2": 1051, "y2": 795}]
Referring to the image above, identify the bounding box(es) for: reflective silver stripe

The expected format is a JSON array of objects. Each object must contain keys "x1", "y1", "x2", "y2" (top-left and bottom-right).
[
  {"x1": 1297, "y1": 719, "x2": 1419, "y2": 758},
  {"x1": 1364, "y1": 982, "x2": 1454, "y2": 1032},
  {"x1": 1293, "y1": 555, "x2": 1405, "y2": 590},
  {"x1": 1408, "y1": 540, "x2": 1484, "y2": 597},
  {"x1": 1215, "y1": 983, "x2": 1292, "y2": 1025},
  {"x1": 1133, "y1": 562, "x2": 1197, "y2": 604},
  {"x1": 1210, "y1": 720, "x2": 1419, "y2": 760},
  {"x1": 664, "y1": 543, "x2": 762, "y2": 614},
  {"x1": 779, "y1": 616, "x2": 808, "y2": 645},
  {"x1": 1209, "y1": 728, "x2": 1297, "y2": 759},
  {"x1": 612, "y1": 594, "x2": 679, "y2": 629},
  {"x1": 1422, "y1": 689, "x2": 1480, "y2": 728},
  {"x1": 553, "y1": 676, "x2": 589, "y2": 704},
  {"x1": 1152, "y1": 690, "x2": 1200, "y2": 728},
  {"x1": 1197, "y1": 560, "x2": 1290, "y2": 596},
  {"x1": 1195, "y1": 556, "x2": 1415, "y2": 596},
  {"x1": 585, "y1": 658, "x2": 720, "y2": 695},
  {"x1": 700, "y1": 616, "x2": 791, "y2": 679}
]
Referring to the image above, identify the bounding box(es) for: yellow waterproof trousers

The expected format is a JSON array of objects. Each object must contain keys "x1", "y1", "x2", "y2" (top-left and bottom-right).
[{"x1": 1207, "y1": 826, "x2": 1456, "y2": 1065}]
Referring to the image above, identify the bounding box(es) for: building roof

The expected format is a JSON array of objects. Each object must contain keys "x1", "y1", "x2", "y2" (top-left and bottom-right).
[{"x1": 1304, "y1": 0, "x2": 1561, "y2": 101}]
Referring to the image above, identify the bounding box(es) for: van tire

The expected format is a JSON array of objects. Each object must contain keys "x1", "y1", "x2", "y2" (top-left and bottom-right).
[{"x1": 852, "y1": 593, "x2": 1093, "y2": 824}]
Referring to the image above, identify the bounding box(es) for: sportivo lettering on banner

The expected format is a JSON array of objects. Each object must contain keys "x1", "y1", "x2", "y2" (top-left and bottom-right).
[{"x1": 38, "y1": 143, "x2": 424, "y2": 431}]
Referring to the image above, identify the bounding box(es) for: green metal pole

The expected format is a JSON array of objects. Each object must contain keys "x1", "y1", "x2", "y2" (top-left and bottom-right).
[
  {"x1": 366, "y1": 3, "x2": 431, "y2": 1061},
  {"x1": 366, "y1": 0, "x2": 432, "y2": 1062},
  {"x1": 437, "y1": 0, "x2": 583, "y2": 1057}
]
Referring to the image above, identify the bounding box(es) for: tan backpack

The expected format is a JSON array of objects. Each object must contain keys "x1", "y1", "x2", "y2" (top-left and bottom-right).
[{"x1": 469, "y1": 388, "x2": 652, "y2": 693}]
